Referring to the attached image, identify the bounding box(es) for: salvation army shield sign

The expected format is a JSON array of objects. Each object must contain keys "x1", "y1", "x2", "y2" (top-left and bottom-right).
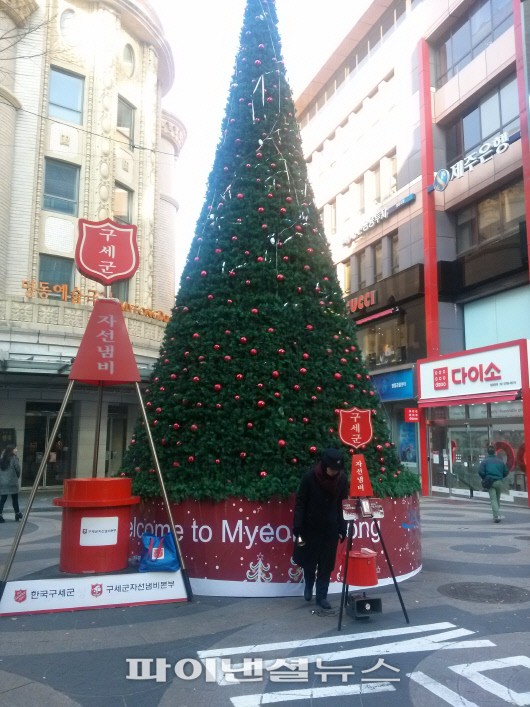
[
  {"x1": 338, "y1": 407, "x2": 374, "y2": 448},
  {"x1": 76, "y1": 218, "x2": 139, "y2": 285}
]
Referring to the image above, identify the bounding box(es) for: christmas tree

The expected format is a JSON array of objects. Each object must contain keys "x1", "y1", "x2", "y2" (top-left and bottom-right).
[{"x1": 121, "y1": 0, "x2": 420, "y2": 502}]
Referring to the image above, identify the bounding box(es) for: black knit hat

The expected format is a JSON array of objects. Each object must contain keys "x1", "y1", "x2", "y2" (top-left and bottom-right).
[{"x1": 321, "y1": 447, "x2": 344, "y2": 471}]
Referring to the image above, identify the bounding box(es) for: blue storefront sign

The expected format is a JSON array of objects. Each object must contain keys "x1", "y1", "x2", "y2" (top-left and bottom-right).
[{"x1": 372, "y1": 368, "x2": 415, "y2": 402}]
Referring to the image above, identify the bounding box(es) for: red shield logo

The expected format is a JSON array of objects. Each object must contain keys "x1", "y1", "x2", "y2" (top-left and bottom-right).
[
  {"x1": 91, "y1": 583, "x2": 103, "y2": 598},
  {"x1": 14, "y1": 589, "x2": 27, "y2": 603},
  {"x1": 338, "y1": 407, "x2": 373, "y2": 448},
  {"x1": 76, "y1": 218, "x2": 139, "y2": 285}
]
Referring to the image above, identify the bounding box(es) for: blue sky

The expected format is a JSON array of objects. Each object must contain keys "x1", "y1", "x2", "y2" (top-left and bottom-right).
[{"x1": 153, "y1": 0, "x2": 358, "y2": 286}]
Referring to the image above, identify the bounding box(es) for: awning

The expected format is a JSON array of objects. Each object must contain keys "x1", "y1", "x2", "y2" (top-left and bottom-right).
[{"x1": 418, "y1": 390, "x2": 518, "y2": 407}]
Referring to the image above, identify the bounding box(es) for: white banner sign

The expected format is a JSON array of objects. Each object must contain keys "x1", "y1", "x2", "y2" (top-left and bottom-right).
[
  {"x1": 80, "y1": 516, "x2": 119, "y2": 546},
  {"x1": 419, "y1": 344, "x2": 523, "y2": 400},
  {"x1": 0, "y1": 571, "x2": 187, "y2": 615}
]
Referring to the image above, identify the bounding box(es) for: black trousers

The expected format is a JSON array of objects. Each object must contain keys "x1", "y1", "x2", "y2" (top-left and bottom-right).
[
  {"x1": 302, "y1": 536, "x2": 339, "y2": 601},
  {"x1": 0, "y1": 493, "x2": 20, "y2": 514}
]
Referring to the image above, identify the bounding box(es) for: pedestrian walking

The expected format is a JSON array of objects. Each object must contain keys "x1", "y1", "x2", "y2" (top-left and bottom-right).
[
  {"x1": 479, "y1": 444, "x2": 509, "y2": 523},
  {"x1": 292, "y1": 447, "x2": 348, "y2": 610},
  {"x1": 0, "y1": 444, "x2": 22, "y2": 522}
]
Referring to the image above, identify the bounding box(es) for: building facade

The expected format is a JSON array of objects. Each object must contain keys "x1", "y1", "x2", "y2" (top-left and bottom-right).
[
  {"x1": 295, "y1": 0, "x2": 530, "y2": 506},
  {"x1": 0, "y1": 0, "x2": 186, "y2": 486}
]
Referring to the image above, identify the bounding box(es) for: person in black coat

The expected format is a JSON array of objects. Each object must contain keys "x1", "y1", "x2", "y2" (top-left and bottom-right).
[{"x1": 293, "y1": 447, "x2": 348, "y2": 609}]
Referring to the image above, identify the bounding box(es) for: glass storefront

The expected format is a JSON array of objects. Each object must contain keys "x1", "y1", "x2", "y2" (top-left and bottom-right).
[
  {"x1": 22, "y1": 402, "x2": 74, "y2": 488},
  {"x1": 427, "y1": 400, "x2": 526, "y2": 499}
]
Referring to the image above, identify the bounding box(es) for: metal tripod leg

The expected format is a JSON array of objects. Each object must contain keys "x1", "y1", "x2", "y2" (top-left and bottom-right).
[
  {"x1": 337, "y1": 521, "x2": 353, "y2": 631},
  {"x1": 135, "y1": 383, "x2": 193, "y2": 602},
  {"x1": 0, "y1": 379, "x2": 75, "y2": 604},
  {"x1": 374, "y1": 517, "x2": 409, "y2": 624}
]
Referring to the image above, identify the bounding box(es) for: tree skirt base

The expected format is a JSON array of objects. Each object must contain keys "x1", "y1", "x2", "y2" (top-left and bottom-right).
[{"x1": 129, "y1": 494, "x2": 421, "y2": 598}]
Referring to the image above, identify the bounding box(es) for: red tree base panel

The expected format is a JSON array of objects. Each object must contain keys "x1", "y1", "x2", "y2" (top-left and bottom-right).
[{"x1": 129, "y1": 494, "x2": 421, "y2": 597}]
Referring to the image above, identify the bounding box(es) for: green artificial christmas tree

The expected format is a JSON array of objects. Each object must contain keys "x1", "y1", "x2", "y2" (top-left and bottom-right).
[{"x1": 122, "y1": 0, "x2": 420, "y2": 503}]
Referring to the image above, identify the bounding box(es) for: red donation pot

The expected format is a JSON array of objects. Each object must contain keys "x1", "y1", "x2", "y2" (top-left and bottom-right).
[
  {"x1": 341, "y1": 548, "x2": 378, "y2": 587},
  {"x1": 53, "y1": 478, "x2": 139, "y2": 573}
]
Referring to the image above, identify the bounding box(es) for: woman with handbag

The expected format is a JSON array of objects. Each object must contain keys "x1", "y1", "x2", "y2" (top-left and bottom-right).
[
  {"x1": 292, "y1": 448, "x2": 348, "y2": 610},
  {"x1": 479, "y1": 444, "x2": 509, "y2": 523},
  {"x1": 0, "y1": 445, "x2": 22, "y2": 522}
]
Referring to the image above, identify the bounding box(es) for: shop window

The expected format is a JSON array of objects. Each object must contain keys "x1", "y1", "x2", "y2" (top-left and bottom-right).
[
  {"x1": 477, "y1": 196, "x2": 500, "y2": 243},
  {"x1": 113, "y1": 182, "x2": 133, "y2": 224},
  {"x1": 375, "y1": 241, "x2": 383, "y2": 281},
  {"x1": 110, "y1": 279, "x2": 129, "y2": 303},
  {"x1": 329, "y1": 200, "x2": 337, "y2": 235},
  {"x1": 48, "y1": 67, "x2": 84, "y2": 125},
  {"x1": 456, "y1": 207, "x2": 476, "y2": 253},
  {"x1": 456, "y1": 180, "x2": 524, "y2": 253},
  {"x1": 117, "y1": 96, "x2": 135, "y2": 145},
  {"x1": 342, "y1": 260, "x2": 351, "y2": 295},
  {"x1": 38, "y1": 254, "x2": 74, "y2": 299},
  {"x1": 358, "y1": 250, "x2": 366, "y2": 289},
  {"x1": 390, "y1": 235, "x2": 398, "y2": 272},
  {"x1": 122, "y1": 45, "x2": 135, "y2": 78},
  {"x1": 446, "y1": 76, "x2": 518, "y2": 164},
  {"x1": 43, "y1": 159, "x2": 80, "y2": 215},
  {"x1": 357, "y1": 314, "x2": 406, "y2": 369},
  {"x1": 436, "y1": 0, "x2": 513, "y2": 88}
]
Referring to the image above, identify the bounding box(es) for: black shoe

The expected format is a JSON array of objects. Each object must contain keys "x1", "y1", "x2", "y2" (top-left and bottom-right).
[
  {"x1": 494, "y1": 517, "x2": 501, "y2": 523},
  {"x1": 316, "y1": 599, "x2": 332, "y2": 610},
  {"x1": 304, "y1": 585, "x2": 313, "y2": 601},
  {"x1": 0, "y1": 516, "x2": 4, "y2": 523},
  {"x1": 15, "y1": 512, "x2": 22, "y2": 521}
]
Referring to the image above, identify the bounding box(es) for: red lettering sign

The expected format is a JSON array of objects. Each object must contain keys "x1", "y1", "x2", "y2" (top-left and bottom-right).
[
  {"x1": 76, "y1": 218, "x2": 139, "y2": 285},
  {"x1": 404, "y1": 408, "x2": 419, "y2": 423},
  {"x1": 349, "y1": 454, "x2": 374, "y2": 497},
  {"x1": 338, "y1": 407, "x2": 373, "y2": 448},
  {"x1": 69, "y1": 299, "x2": 140, "y2": 385},
  {"x1": 348, "y1": 290, "x2": 377, "y2": 313},
  {"x1": 450, "y1": 362, "x2": 501, "y2": 385}
]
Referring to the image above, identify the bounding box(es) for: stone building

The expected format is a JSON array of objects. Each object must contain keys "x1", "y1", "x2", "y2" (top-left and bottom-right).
[{"x1": 0, "y1": 0, "x2": 185, "y2": 486}]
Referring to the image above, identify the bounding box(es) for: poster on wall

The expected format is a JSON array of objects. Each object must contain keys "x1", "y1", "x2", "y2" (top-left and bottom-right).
[{"x1": 399, "y1": 422, "x2": 417, "y2": 463}]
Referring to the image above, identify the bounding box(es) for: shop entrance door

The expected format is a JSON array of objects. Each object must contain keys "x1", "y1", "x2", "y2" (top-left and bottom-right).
[
  {"x1": 448, "y1": 427, "x2": 489, "y2": 494},
  {"x1": 22, "y1": 403, "x2": 73, "y2": 488},
  {"x1": 105, "y1": 405, "x2": 128, "y2": 476}
]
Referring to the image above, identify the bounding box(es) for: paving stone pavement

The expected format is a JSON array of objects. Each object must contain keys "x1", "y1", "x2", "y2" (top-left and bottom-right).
[{"x1": 0, "y1": 491, "x2": 529, "y2": 706}]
